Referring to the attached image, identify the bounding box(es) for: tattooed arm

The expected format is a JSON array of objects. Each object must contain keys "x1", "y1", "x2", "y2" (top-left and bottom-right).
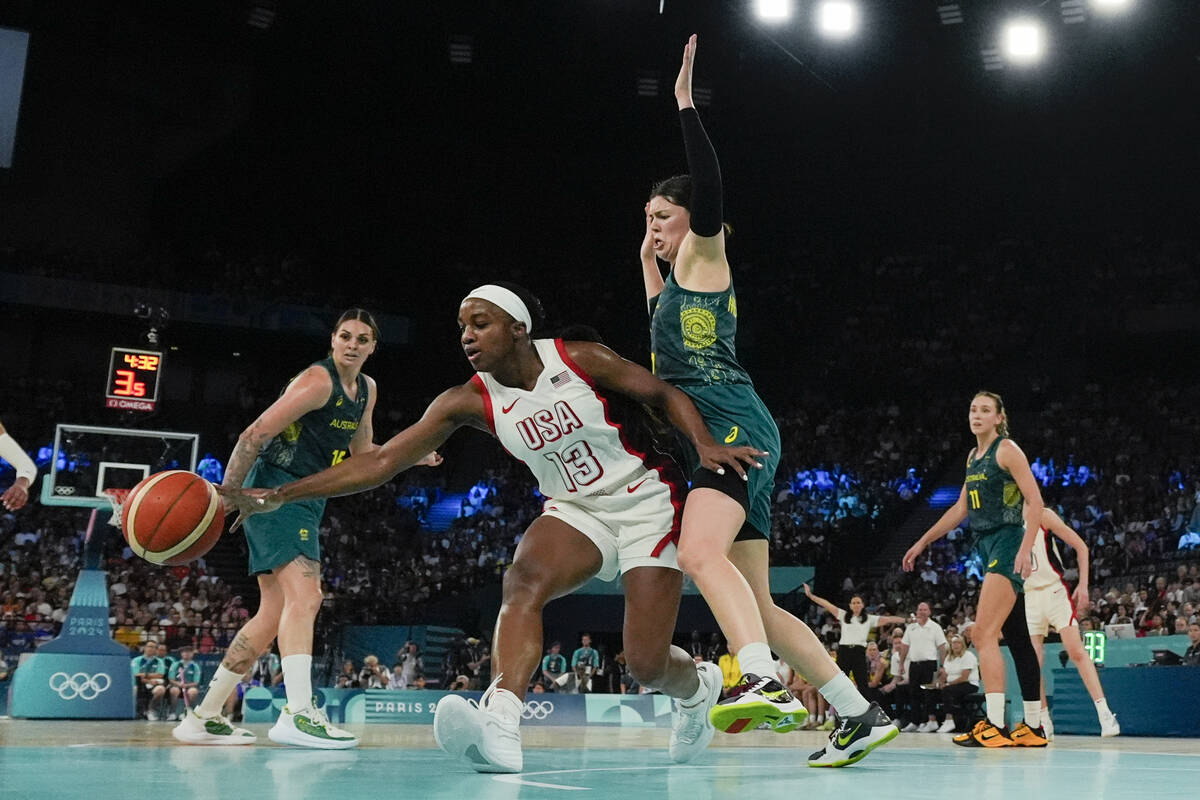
[{"x1": 221, "y1": 366, "x2": 334, "y2": 506}]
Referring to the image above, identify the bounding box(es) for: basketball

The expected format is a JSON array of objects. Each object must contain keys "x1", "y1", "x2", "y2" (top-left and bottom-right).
[{"x1": 121, "y1": 470, "x2": 225, "y2": 566}]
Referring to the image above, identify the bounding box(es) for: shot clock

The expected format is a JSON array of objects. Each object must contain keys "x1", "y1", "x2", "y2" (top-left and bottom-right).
[{"x1": 105, "y1": 347, "x2": 164, "y2": 412}]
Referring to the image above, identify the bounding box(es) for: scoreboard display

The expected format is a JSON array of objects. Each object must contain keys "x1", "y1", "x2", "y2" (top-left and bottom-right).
[{"x1": 105, "y1": 347, "x2": 163, "y2": 412}]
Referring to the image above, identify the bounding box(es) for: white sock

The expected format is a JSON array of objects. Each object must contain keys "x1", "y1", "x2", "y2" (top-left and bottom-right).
[
  {"x1": 196, "y1": 665, "x2": 242, "y2": 717},
  {"x1": 486, "y1": 687, "x2": 523, "y2": 724},
  {"x1": 281, "y1": 654, "x2": 313, "y2": 711},
  {"x1": 985, "y1": 693, "x2": 1006, "y2": 728},
  {"x1": 1095, "y1": 697, "x2": 1111, "y2": 717},
  {"x1": 736, "y1": 642, "x2": 777, "y2": 683},
  {"x1": 1023, "y1": 701, "x2": 1041, "y2": 728},
  {"x1": 819, "y1": 673, "x2": 870, "y2": 718},
  {"x1": 678, "y1": 669, "x2": 709, "y2": 707}
]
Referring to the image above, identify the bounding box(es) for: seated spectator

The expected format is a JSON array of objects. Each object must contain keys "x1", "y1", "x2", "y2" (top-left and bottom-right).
[
  {"x1": 540, "y1": 642, "x2": 567, "y2": 691},
  {"x1": 934, "y1": 634, "x2": 979, "y2": 733},
  {"x1": 358, "y1": 654, "x2": 389, "y2": 689},
  {"x1": 131, "y1": 640, "x2": 167, "y2": 720},
  {"x1": 335, "y1": 659, "x2": 360, "y2": 689},
  {"x1": 168, "y1": 645, "x2": 202, "y2": 721}
]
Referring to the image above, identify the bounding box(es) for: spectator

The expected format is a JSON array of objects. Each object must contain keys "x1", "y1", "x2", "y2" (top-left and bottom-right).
[
  {"x1": 570, "y1": 634, "x2": 598, "y2": 695},
  {"x1": 934, "y1": 635, "x2": 979, "y2": 733},
  {"x1": 335, "y1": 659, "x2": 360, "y2": 689},
  {"x1": 169, "y1": 645, "x2": 202, "y2": 721},
  {"x1": 540, "y1": 642, "x2": 567, "y2": 691},
  {"x1": 394, "y1": 642, "x2": 424, "y2": 690},
  {"x1": 1184, "y1": 623, "x2": 1200, "y2": 666},
  {"x1": 131, "y1": 640, "x2": 167, "y2": 720},
  {"x1": 358, "y1": 654, "x2": 389, "y2": 689}
]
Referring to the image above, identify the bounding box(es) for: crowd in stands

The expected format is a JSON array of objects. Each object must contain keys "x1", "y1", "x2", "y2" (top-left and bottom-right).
[{"x1": 3, "y1": 237, "x2": 1200, "y2": 711}]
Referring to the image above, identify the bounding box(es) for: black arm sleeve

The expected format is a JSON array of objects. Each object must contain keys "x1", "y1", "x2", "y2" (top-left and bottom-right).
[{"x1": 678, "y1": 107, "x2": 723, "y2": 238}]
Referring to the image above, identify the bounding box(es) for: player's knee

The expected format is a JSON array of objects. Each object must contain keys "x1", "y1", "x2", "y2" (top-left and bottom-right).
[
  {"x1": 501, "y1": 560, "x2": 553, "y2": 608},
  {"x1": 624, "y1": 651, "x2": 667, "y2": 687},
  {"x1": 675, "y1": 539, "x2": 721, "y2": 579},
  {"x1": 284, "y1": 589, "x2": 322, "y2": 619}
]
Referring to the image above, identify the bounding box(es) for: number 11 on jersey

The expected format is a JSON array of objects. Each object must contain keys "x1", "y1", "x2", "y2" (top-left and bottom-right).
[{"x1": 968, "y1": 489, "x2": 981, "y2": 509}]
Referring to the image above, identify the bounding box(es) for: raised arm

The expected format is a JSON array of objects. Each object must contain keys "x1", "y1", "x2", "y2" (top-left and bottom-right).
[
  {"x1": 875, "y1": 615, "x2": 907, "y2": 626},
  {"x1": 563, "y1": 341, "x2": 765, "y2": 477},
  {"x1": 997, "y1": 439, "x2": 1045, "y2": 579},
  {"x1": 903, "y1": 485, "x2": 968, "y2": 571},
  {"x1": 1042, "y1": 507, "x2": 1092, "y2": 612},
  {"x1": 803, "y1": 583, "x2": 843, "y2": 618},
  {"x1": 672, "y1": 35, "x2": 729, "y2": 289}
]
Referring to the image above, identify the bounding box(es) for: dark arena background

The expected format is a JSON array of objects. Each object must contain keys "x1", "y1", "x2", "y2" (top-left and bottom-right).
[{"x1": 1, "y1": 1, "x2": 1198, "y2": 797}]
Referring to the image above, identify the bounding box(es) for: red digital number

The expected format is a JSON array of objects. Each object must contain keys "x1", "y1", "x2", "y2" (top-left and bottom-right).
[
  {"x1": 124, "y1": 353, "x2": 160, "y2": 371},
  {"x1": 113, "y1": 369, "x2": 147, "y2": 397}
]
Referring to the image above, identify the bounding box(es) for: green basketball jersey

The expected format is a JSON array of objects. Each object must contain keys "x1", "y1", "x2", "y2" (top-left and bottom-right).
[
  {"x1": 964, "y1": 437, "x2": 1024, "y2": 533},
  {"x1": 649, "y1": 272, "x2": 752, "y2": 387},
  {"x1": 258, "y1": 356, "x2": 369, "y2": 478}
]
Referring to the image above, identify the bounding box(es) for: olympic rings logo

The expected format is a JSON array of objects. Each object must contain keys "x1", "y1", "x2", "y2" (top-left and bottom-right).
[
  {"x1": 521, "y1": 700, "x2": 555, "y2": 720},
  {"x1": 48, "y1": 671, "x2": 112, "y2": 701}
]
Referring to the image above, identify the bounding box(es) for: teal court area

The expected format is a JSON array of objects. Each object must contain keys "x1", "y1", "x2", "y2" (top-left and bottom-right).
[{"x1": 2, "y1": 721, "x2": 1197, "y2": 799}]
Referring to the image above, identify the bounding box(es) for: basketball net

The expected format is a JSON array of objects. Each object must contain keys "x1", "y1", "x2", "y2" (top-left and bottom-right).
[{"x1": 98, "y1": 487, "x2": 131, "y2": 531}]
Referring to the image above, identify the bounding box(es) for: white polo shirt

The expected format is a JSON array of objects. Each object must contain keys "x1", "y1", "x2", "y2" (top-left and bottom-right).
[
  {"x1": 902, "y1": 619, "x2": 947, "y2": 663},
  {"x1": 943, "y1": 650, "x2": 979, "y2": 686}
]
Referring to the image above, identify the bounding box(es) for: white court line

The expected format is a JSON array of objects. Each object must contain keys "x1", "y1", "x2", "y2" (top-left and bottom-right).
[
  {"x1": 493, "y1": 764, "x2": 794, "y2": 792},
  {"x1": 68, "y1": 743, "x2": 99, "y2": 748}
]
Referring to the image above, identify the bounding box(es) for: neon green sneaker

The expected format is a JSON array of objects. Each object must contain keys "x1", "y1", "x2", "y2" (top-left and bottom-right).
[
  {"x1": 268, "y1": 703, "x2": 359, "y2": 750},
  {"x1": 708, "y1": 674, "x2": 808, "y2": 734}
]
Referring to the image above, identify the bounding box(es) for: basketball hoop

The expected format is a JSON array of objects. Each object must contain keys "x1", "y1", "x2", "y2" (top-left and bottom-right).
[{"x1": 100, "y1": 487, "x2": 131, "y2": 530}]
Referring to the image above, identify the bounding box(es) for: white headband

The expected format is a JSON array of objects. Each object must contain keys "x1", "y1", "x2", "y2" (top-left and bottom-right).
[{"x1": 464, "y1": 284, "x2": 533, "y2": 333}]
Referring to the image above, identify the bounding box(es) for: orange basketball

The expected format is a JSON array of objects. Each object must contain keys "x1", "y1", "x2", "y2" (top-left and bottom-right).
[{"x1": 121, "y1": 470, "x2": 225, "y2": 565}]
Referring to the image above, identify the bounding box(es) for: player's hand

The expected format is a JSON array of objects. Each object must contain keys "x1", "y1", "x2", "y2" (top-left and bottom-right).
[
  {"x1": 901, "y1": 541, "x2": 926, "y2": 572},
  {"x1": 1014, "y1": 547, "x2": 1033, "y2": 579},
  {"x1": 217, "y1": 486, "x2": 283, "y2": 532},
  {"x1": 1, "y1": 477, "x2": 30, "y2": 511},
  {"x1": 674, "y1": 34, "x2": 697, "y2": 109},
  {"x1": 1073, "y1": 585, "x2": 1091, "y2": 614},
  {"x1": 696, "y1": 443, "x2": 767, "y2": 481},
  {"x1": 416, "y1": 451, "x2": 443, "y2": 468},
  {"x1": 803, "y1": 582, "x2": 814, "y2": 598},
  {"x1": 640, "y1": 202, "x2": 656, "y2": 263}
]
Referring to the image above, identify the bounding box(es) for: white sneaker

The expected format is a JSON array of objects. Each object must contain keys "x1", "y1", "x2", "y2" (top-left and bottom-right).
[
  {"x1": 1042, "y1": 713, "x2": 1054, "y2": 740},
  {"x1": 670, "y1": 661, "x2": 722, "y2": 763},
  {"x1": 268, "y1": 704, "x2": 359, "y2": 749},
  {"x1": 937, "y1": 718, "x2": 957, "y2": 734},
  {"x1": 146, "y1": 708, "x2": 160, "y2": 722},
  {"x1": 173, "y1": 708, "x2": 257, "y2": 745},
  {"x1": 901, "y1": 721, "x2": 918, "y2": 733},
  {"x1": 1099, "y1": 712, "x2": 1120, "y2": 738},
  {"x1": 919, "y1": 720, "x2": 939, "y2": 733},
  {"x1": 434, "y1": 677, "x2": 522, "y2": 773}
]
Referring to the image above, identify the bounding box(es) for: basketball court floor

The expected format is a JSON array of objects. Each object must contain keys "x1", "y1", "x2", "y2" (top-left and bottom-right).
[{"x1": 2, "y1": 721, "x2": 1196, "y2": 798}]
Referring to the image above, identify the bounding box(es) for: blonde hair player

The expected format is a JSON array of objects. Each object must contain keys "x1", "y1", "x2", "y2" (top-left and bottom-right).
[
  {"x1": 174, "y1": 309, "x2": 441, "y2": 748},
  {"x1": 638, "y1": 34, "x2": 897, "y2": 767},
  {"x1": 222, "y1": 282, "x2": 766, "y2": 772},
  {"x1": 0, "y1": 419, "x2": 38, "y2": 511},
  {"x1": 1025, "y1": 507, "x2": 1119, "y2": 738},
  {"x1": 903, "y1": 391, "x2": 1048, "y2": 748}
]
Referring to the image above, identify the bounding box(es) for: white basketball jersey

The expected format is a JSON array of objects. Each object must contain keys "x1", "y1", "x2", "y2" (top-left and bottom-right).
[
  {"x1": 1026, "y1": 527, "x2": 1068, "y2": 591},
  {"x1": 471, "y1": 339, "x2": 656, "y2": 501}
]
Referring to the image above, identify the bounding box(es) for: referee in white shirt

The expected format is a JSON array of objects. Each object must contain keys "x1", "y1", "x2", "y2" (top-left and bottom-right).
[{"x1": 899, "y1": 602, "x2": 948, "y2": 732}]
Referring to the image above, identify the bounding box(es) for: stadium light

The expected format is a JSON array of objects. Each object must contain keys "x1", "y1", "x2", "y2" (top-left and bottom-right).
[
  {"x1": 817, "y1": 1, "x2": 860, "y2": 39},
  {"x1": 754, "y1": 0, "x2": 793, "y2": 23},
  {"x1": 1002, "y1": 18, "x2": 1045, "y2": 65},
  {"x1": 1090, "y1": 0, "x2": 1133, "y2": 15}
]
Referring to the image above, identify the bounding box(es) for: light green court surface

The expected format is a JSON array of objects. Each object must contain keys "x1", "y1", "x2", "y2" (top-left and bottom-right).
[{"x1": 2, "y1": 721, "x2": 1197, "y2": 799}]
